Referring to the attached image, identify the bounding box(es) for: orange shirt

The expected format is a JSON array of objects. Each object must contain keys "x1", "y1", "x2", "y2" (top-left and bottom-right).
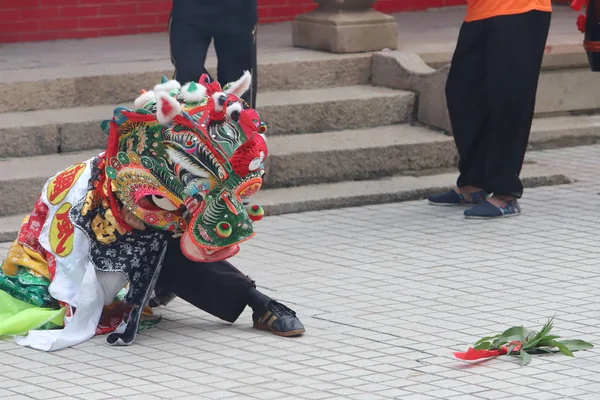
[{"x1": 465, "y1": 0, "x2": 552, "y2": 22}]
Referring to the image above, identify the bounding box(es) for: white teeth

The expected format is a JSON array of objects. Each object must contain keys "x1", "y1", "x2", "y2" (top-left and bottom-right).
[{"x1": 151, "y1": 195, "x2": 178, "y2": 211}]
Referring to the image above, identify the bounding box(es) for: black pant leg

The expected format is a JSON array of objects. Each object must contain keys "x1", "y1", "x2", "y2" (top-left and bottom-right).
[
  {"x1": 445, "y1": 20, "x2": 489, "y2": 189},
  {"x1": 484, "y1": 11, "x2": 551, "y2": 197},
  {"x1": 156, "y1": 239, "x2": 255, "y2": 323},
  {"x1": 169, "y1": 16, "x2": 213, "y2": 85},
  {"x1": 213, "y1": 27, "x2": 258, "y2": 108}
]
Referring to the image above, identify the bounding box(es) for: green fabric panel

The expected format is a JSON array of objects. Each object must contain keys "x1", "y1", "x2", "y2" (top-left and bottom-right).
[
  {"x1": 0, "y1": 290, "x2": 64, "y2": 336},
  {"x1": 0, "y1": 265, "x2": 55, "y2": 308}
]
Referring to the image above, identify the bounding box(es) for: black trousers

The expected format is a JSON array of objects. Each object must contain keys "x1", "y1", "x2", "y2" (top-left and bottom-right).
[
  {"x1": 156, "y1": 239, "x2": 255, "y2": 323},
  {"x1": 446, "y1": 10, "x2": 551, "y2": 198},
  {"x1": 169, "y1": 17, "x2": 258, "y2": 108}
]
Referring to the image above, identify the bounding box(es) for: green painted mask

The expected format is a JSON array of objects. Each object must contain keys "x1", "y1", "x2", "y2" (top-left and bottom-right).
[{"x1": 100, "y1": 72, "x2": 267, "y2": 262}]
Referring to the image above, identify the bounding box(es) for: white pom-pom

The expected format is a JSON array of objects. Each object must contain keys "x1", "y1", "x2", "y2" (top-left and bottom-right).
[
  {"x1": 154, "y1": 80, "x2": 181, "y2": 93},
  {"x1": 212, "y1": 92, "x2": 226, "y2": 112},
  {"x1": 134, "y1": 90, "x2": 156, "y2": 108},
  {"x1": 155, "y1": 91, "x2": 181, "y2": 125},
  {"x1": 181, "y1": 81, "x2": 207, "y2": 103},
  {"x1": 224, "y1": 70, "x2": 252, "y2": 98},
  {"x1": 226, "y1": 102, "x2": 243, "y2": 120}
]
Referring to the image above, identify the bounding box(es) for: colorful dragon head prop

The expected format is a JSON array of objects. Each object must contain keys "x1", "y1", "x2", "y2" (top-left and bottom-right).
[
  {"x1": 0, "y1": 72, "x2": 270, "y2": 350},
  {"x1": 100, "y1": 72, "x2": 268, "y2": 263}
]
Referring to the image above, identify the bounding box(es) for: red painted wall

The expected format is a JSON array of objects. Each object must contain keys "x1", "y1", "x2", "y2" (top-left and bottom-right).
[
  {"x1": 0, "y1": 0, "x2": 561, "y2": 44},
  {"x1": 376, "y1": 0, "x2": 466, "y2": 14}
]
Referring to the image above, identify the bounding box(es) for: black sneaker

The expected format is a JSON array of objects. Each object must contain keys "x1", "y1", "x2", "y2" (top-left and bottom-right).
[{"x1": 253, "y1": 300, "x2": 305, "y2": 337}]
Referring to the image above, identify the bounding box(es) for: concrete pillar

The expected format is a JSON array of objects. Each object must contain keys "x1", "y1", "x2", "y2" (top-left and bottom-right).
[{"x1": 292, "y1": 0, "x2": 398, "y2": 54}]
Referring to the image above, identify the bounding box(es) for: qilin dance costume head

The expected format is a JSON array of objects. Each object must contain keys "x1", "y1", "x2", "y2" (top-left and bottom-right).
[{"x1": 0, "y1": 72, "x2": 268, "y2": 350}]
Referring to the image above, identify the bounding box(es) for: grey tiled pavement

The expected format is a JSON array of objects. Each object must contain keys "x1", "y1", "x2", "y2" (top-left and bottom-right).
[{"x1": 1, "y1": 144, "x2": 600, "y2": 400}]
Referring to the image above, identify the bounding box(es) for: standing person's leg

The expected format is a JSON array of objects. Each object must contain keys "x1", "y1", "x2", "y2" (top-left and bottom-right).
[
  {"x1": 485, "y1": 11, "x2": 551, "y2": 199},
  {"x1": 428, "y1": 20, "x2": 489, "y2": 206},
  {"x1": 169, "y1": 17, "x2": 213, "y2": 84},
  {"x1": 465, "y1": 11, "x2": 551, "y2": 218},
  {"x1": 154, "y1": 239, "x2": 305, "y2": 336},
  {"x1": 213, "y1": 26, "x2": 258, "y2": 108}
]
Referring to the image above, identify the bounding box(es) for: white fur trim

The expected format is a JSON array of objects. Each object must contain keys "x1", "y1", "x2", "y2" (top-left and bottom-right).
[
  {"x1": 181, "y1": 82, "x2": 207, "y2": 102},
  {"x1": 134, "y1": 90, "x2": 156, "y2": 108},
  {"x1": 226, "y1": 102, "x2": 243, "y2": 120},
  {"x1": 212, "y1": 92, "x2": 226, "y2": 112},
  {"x1": 224, "y1": 70, "x2": 252, "y2": 98},
  {"x1": 155, "y1": 91, "x2": 181, "y2": 125},
  {"x1": 154, "y1": 80, "x2": 181, "y2": 93}
]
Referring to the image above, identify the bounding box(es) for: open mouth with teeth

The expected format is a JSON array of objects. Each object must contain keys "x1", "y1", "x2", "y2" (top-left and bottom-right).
[{"x1": 180, "y1": 231, "x2": 241, "y2": 262}]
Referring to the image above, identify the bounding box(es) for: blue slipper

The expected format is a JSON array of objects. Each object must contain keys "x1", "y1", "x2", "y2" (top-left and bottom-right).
[
  {"x1": 428, "y1": 190, "x2": 487, "y2": 206},
  {"x1": 464, "y1": 199, "x2": 521, "y2": 219}
]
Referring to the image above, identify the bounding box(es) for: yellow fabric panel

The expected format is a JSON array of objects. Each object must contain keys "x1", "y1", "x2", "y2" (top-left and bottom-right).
[{"x1": 2, "y1": 241, "x2": 50, "y2": 280}]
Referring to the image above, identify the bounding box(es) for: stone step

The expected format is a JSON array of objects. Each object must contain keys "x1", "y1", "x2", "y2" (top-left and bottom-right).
[
  {"x1": 259, "y1": 86, "x2": 415, "y2": 135},
  {"x1": 264, "y1": 124, "x2": 455, "y2": 188},
  {"x1": 0, "y1": 161, "x2": 571, "y2": 243},
  {"x1": 0, "y1": 112, "x2": 583, "y2": 219},
  {"x1": 528, "y1": 114, "x2": 600, "y2": 150},
  {"x1": 264, "y1": 114, "x2": 600, "y2": 188},
  {"x1": 0, "y1": 85, "x2": 416, "y2": 158},
  {"x1": 373, "y1": 51, "x2": 600, "y2": 133},
  {"x1": 535, "y1": 68, "x2": 600, "y2": 116},
  {"x1": 253, "y1": 163, "x2": 572, "y2": 216},
  {"x1": 0, "y1": 150, "x2": 99, "y2": 217},
  {"x1": 0, "y1": 53, "x2": 372, "y2": 114},
  {"x1": 0, "y1": 214, "x2": 25, "y2": 243},
  {"x1": 422, "y1": 51, "x2": 600, "y2": 117},
  {"x1": 0, "y1": 125, "x2": 448, "y2": 217}
]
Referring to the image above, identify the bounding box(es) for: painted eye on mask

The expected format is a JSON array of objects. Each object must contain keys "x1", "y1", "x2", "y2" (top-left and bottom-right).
[
  {"x1": 249, "y1": 151, "x2": 265, "y2": 172},
  {"x1": 151, "y1": 195, "x2": 179, "y2": 211},
  {"x1": 216, "y1": 221, "x2": 233, "y2": 238},
  {"x1": 182, "y1": 138, "x2": 196, "y2": 151}
]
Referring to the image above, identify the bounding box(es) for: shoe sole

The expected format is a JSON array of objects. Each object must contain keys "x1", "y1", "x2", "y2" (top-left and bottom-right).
[
  {"x1": 253, "y1": 323, "x2": 305, "y2": 337},
  {"x1": 464, "y1": 212, "x2": 521, "y2": 220}
]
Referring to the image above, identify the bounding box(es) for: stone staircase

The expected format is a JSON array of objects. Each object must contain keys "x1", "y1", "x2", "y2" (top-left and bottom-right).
[{"x1": 1, "y1": 43, "x2": 599, "y2": 242}]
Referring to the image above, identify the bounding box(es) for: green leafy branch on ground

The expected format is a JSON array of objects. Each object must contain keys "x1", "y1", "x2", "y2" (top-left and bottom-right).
[{"x1": 454, "y1": 317, "x2": 593, "y2": 365}]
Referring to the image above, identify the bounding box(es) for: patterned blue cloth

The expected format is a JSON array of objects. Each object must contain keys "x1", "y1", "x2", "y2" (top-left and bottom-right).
[{"x1": 464, "y1": 199, "x2": 521, "y2": 219}]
